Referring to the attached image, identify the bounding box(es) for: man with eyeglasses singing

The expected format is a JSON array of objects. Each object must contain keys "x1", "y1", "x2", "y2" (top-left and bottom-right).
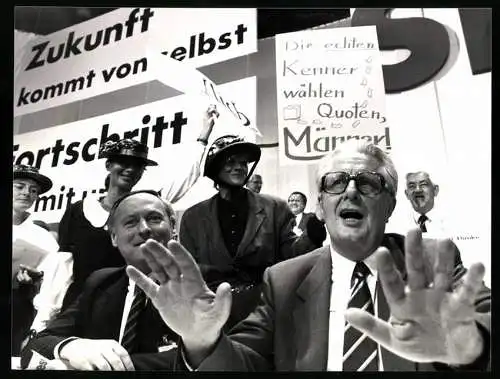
[{"x1": 125, "y1": 140, "x2": 491, "y2": 372}]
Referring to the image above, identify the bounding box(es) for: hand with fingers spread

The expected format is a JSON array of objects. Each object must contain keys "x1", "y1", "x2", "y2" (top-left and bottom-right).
[
  {"x1": 126, "y1": 239, "x2": 232, "y2": 367},
  {"x1": 58, "y1": 338, "x2": 135, "y2": 371},
  {"x1": 345, "y1": 229, "x2": 488, "y2": 366}
]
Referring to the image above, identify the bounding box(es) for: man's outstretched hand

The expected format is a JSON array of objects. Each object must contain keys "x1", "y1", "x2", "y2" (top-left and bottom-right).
[
  {"x1": 345, "y1": 229, "x2": 487, "y2": 366},
  {"x1": 126, "y1": 239, "x2": 232, "y2": 367}
]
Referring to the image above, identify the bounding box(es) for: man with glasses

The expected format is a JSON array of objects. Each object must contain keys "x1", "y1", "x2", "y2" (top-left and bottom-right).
[{"x1": 127, "y1": 140, "x2": 491, "y2": 371}]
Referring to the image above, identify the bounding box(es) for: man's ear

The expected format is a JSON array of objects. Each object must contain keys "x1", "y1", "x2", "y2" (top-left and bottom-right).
[
  {"x1": 434, "y1": 185, "x2": 439, "y2": 197},
  {"x1": 110, "y1": 230, "x2": 118, "y2": 247},
  {"x1": 105, "y1": 160, "x2": 112, "y2": 171},
  {"x1": 404, "y1": 189, "x2": 410, "y2": 199},
  {"x1": 316, "y1": 194, "x2": 325, "y2": 221},
  {"x1": 385, "y1": 196, "x2": 397, "y2": 223}
]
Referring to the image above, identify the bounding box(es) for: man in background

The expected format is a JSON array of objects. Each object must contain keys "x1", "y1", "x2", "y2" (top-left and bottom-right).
[
  {"x1": 405, "y1": 171, "x2": 446, "y2": 236},
  {"x1": 246, "y1": 174, "x2": 263, "y2": 193},
  {"x1": 288, "y1": 191, "x2": 326, "y2": 253}
]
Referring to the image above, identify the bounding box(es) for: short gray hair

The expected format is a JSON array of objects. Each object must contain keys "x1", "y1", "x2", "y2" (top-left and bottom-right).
[
  {"x1": 405, "y1": 171, "x2": 435, "y2": 185},
  {"x1": 315, "y1": 140, "x2": 398, "y2": 196}
]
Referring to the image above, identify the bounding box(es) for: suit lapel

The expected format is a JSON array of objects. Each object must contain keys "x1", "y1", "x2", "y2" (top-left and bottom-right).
[
  {"x1": 293, "y1": 247, "x2": 331, "y2": 370},
  {"x1": 377, "y1": 235, "x2": 416, "y2": 371},
  {"x1": 237, "y1": 191, "x2": 266, "y2": 258},
  {"x1": 298, "y1": 213, "x2": 308, "y2": 231},
  {"x1": 93, "y1": 272, "x2": 128, "y2": 340}
]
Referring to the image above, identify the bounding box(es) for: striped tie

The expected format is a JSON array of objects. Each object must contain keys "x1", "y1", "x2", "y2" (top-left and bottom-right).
[
  {"x1": 343, "y1": 262, "x2": 378, "y2": 371},
  {"x1": 121, "y1": 287, "x2": 146, "y2": 354}
]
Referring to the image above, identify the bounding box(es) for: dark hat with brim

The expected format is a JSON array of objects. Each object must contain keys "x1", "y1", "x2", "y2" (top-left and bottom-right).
[
  {"x1": 204, "y1": 135, "x2": 261, "y2": 180},
  {"x1": 99, "y1": 138, "x2": 158, "y2": 166},
  {"x1": 13, "y1": 165, "x2": 53, "y2": 194}
]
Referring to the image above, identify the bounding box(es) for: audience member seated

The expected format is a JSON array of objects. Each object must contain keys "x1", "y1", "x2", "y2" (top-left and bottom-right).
[{"x1": 21, "y1": 190, "x2": 180, "y2": 371}]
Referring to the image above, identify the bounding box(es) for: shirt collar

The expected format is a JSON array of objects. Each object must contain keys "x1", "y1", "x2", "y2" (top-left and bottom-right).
[
  {"x1": 412, "y1": 207, "x2": 436, "y2": 224},
  {"x1": 330, "y1": 245, "x2": 378, "y2": 278},
  {"x1": 127, "y1": 277, "x2": 137, "y2": 294}
]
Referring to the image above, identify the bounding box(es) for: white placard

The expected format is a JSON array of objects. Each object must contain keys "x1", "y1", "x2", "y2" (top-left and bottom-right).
[
  {"x1": 275, "y1": 25, "x2": 389, "y2": 165},
  {"x1": 14, "y1": 8, "x2": 257, "y2": 116}
]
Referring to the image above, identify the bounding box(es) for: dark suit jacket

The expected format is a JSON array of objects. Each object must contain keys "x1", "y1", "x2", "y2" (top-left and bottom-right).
[
  {"x1": 179, "y1": 189, "x2": 297, "y2": 287},
  {"x1": 21, "y1": 267, "x2": 178, "y2": 371},
  {"x1": 294, "y1": 213, "x2": 327, "y2": 255},
  {"x1": 297, "y1": 212, "x2": 314, "y2": 232},
  {"x1": 195, "y1": 234, "x2": 491, "y2": 371}
]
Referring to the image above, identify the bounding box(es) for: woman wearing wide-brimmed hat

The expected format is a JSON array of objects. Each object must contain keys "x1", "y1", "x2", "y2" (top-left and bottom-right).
[
  {"x1": 57, "y1": 106, "x2": 219, "y2": 311},
  {"x1": 12, "y1": 164, "x2": 72, "y2": 355},
  {"x1": 179, "y1": 135, "x2": 298, "y2": 330}
]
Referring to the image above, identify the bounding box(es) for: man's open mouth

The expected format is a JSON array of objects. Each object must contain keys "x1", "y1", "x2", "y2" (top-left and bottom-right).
[{"x1": 339, "y1": 209, "x2": 364, "y2": 220}]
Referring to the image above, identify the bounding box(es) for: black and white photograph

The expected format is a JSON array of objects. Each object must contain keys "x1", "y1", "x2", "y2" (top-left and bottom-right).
[{"x1": 12, "y1": 7, "x2": 491, "y2": 371}]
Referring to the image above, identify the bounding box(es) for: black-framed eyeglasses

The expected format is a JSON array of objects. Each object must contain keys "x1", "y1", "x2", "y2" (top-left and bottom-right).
[{"x1": 320, "y1": 171, "x2": 393, "y2": 197}]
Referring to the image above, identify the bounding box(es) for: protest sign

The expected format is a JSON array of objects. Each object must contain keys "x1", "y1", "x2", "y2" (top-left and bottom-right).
[
  {"x1": 149, "y1": 53, "x2": 261, "y2": 137},
  {"x1": 14, "y1": 8, "x2": 257, "y2": 116},
  {"x1": 275, "y1": 25, "x2": 388, "y2": 165}
]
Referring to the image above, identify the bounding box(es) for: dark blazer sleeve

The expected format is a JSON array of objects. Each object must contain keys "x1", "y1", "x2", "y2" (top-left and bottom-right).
[
  {"x1": 179, "y1": 207, "x2": 198, "y2": 261},
  {"x1": 20, "y1": 268, "x2": 103, "y2": 367},
  {"x1": 57, "y1": 203, "x2": 74, "y2": 252},
  {"x1": 445, "y1": 243, "x2": 491, "y2": 371},
  {"x1": 195, "y1": 268, "x2": 276, "y2": 371},
  {"x1": 20, "y1": 292, "x2": 86, "y2": 366},
  {"x1": 305, "y1": 214, "x2": 327, "y2": 247},
  {"x1": 131, "y1": 349, "x2": 179, "y2": 371},
  {"x1": 179, "y1": 205, "x2": 229, "y2": 285},
  {"x1": 275, "y1": 200, "x2": 298, "y2": 261}
]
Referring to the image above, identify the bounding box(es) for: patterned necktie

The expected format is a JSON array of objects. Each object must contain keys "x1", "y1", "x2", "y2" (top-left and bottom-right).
[
  {"x1": 418, "y1": 214, "x2": 428, "y2": 232},
  {"x1": 343, "y1": 262, "x2": 378, "y2": 371},
  {"x1": 121, "y1": 287, "x2": 147, "y2": 354}
]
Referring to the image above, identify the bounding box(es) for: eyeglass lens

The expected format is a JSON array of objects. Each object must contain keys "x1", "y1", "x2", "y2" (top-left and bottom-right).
[{"x1": 324, "y1": 172, "x2": 383, "y2": 195}]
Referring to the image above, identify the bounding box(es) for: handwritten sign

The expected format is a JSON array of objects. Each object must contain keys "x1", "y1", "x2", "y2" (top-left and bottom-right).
[{"x1": 275, "y1": 25, "x2": 389, "y2": 165}]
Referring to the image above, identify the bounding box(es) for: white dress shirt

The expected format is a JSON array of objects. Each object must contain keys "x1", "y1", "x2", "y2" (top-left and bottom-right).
[
  {"x1": 327, "y1": 246, "x2": 383, "y2": 371},
  {"x1": 118, "y1": 279, "x2": 141, "y2": 344},
  {"x1": 412, "y1": 208, "x2": 450, "y2": 239},
  {"x1": 293, "y1": 213, "x2": 304, "y2": 236}
]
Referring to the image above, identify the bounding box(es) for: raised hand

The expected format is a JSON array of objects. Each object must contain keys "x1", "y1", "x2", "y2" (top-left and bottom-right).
[
  {"x1": 198, "y1": 104, "x2": 220, "y2": 142},
  {"x1": 345, "y1": 228, "x2": 487, "y2": 366},
  {"x1": 126, "y1": 239, "x2": 232, "y2": 365},
  {"x1": 58, "y1": 338, "x2": 135, "y2": 371}
]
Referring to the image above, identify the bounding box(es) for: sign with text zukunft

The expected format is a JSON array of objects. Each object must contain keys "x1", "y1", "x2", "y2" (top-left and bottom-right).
[
  {"x1": 275, "y1": 25, "x2": 390, "y2": 166},
  {"x1": 14, "y1": 8, "x2": 257, "y2": 117}
]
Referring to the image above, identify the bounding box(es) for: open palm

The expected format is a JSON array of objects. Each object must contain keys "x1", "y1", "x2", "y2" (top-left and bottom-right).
[
  {"x1": 126, "y1": 239, "x2": 232, "y2": 346},
  {"x1": 346, "y1": 229, "x2": 487, "y2": 366}
]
